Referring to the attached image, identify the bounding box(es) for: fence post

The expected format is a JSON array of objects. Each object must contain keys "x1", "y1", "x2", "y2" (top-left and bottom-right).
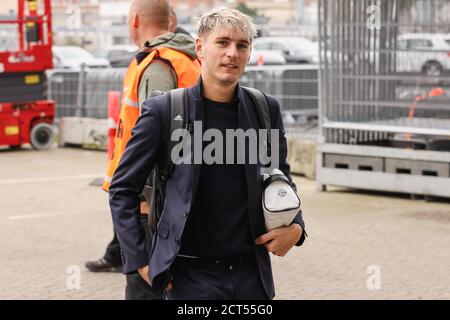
[{"x1": 76, "y1": 63, "x2": 86, "y2": 117}]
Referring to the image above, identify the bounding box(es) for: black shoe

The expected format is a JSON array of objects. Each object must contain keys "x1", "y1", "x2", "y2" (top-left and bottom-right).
[{"x1": 85, "y1": 258, "x2": 122, "y2": 273}]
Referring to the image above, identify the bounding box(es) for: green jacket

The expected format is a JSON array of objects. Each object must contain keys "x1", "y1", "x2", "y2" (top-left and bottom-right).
[{"x1": 137, "y1": 32, "x2": 197, "y2": 110}]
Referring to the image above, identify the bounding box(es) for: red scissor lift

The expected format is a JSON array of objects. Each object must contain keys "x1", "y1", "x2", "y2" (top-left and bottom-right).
[{"x1": 0, "y1": 0, "x2": 55, "y2": 150}]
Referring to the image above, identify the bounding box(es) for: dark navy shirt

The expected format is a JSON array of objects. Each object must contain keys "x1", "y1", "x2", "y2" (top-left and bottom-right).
[{"x1": 179, "y1": 97, "x2": 253, "y2": 257}]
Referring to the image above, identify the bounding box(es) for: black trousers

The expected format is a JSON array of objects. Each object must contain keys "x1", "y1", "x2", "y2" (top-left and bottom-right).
[
  {"x1": 105, "y1": 217, "x2": 162, "y2": 300},
  {"x1": 125, "y1": 272, "x2": 163, "y2": 300},
  {"x1": 103, "y1": 231, "x2": 122, "y2": 265},
  {"x1": 125, "y1": 215, "x2": 163, "y2": 300},
  {"x1": 166, "y1": 253, "x2": 269, "y2": 300}
]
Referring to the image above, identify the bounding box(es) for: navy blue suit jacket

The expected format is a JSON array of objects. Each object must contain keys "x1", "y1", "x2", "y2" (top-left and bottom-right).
[{"x1": 109, "y1": 79, "x2": 306, "y2": 298}]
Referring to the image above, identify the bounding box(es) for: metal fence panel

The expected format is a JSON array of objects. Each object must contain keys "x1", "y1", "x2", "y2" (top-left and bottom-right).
[
  {"x1": 317, "y1": 0, "x2": 450, "y2": 197},
  {"x1": 48, "y1": 65, "x2": 319, "y2": 124},
  {"x1": 242, "y1": 65, "x2": 319, "y2": 119},
  {"x1": 48, "y1": 68, "x2": 126, "y2": 119},
  {"x1": 47, "y1": 70, "x2": 80, "y2": 118},
  {"x1": 84, "y1": 68, "x2": 126, "y2": 119},
  {"x1": 319, "y1": 0, "x2": 450, "y2": 147}
]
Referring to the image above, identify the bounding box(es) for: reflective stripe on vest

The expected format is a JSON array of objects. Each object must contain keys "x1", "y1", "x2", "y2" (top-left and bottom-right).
[
  {"x1": 124, "y1": 96, "x2": 139, "y2": 108},
  {"x1": 102, "y1": 47, "x2": 201, "y2": 191}
]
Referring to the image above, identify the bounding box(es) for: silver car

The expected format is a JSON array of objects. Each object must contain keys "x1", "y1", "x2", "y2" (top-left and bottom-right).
[
  {"x1": 248, "y1": 50, "x2": 286, "y2": 66},
  {"x1": 53, "y1": 46, "x2": 110, "y2": 70},
  {"x1": 252, "y1": 37, "x2": 319, "y2": 64},
  {"x1": 396, "y1": 33, "x2": 450, "y2": 77}
]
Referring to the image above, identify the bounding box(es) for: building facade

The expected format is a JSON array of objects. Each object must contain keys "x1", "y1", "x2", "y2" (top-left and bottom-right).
[{"x1": 51, "y1": 0, "x2": 101, "y2": 51}]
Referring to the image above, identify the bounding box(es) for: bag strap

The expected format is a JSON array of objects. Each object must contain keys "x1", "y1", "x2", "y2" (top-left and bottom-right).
[
  {"x1": 262, "y1": 173, "x2": 290, "y2": 189},
  {"x1": 241, "y1": 86, "x2": 271, "y2": 153},
  {"x1": 159, "y1": 88, "x2": 188, "y2": 182}
]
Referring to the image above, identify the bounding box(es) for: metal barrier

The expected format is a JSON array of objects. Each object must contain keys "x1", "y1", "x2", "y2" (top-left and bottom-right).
[
  {"x1": 47, "y1": 67, "x2": 126, "y2": 119},
  {"x1": 319, "y1": 0, "x2": 450, "y2": 144},
  {"x1": 317, "y1": 0, "x2": 450, "y2": 197},
  {"x1": 84, "y1": 68, "x2": 126, "y2": 119},
  {"x1": 47, "y1": 65, "x2": 319, "y2": 122},
  {"x1": 47, "y1": 70, "x2": 80, "y2": 118},
  {"x1": 242, "y1": 65, "x2": 319, "y2": 119}
]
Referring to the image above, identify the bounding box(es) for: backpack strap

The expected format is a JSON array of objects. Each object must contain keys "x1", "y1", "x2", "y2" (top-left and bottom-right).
[
  {"x1": 241, "y1": 86, "x2": 271, "y2": 153},
  {"x1": 159, "y1": 87, "x2": 188, "y2": 182},
  {"x1": 159, "y1": 87, "x2": 270, "y2": 180}
]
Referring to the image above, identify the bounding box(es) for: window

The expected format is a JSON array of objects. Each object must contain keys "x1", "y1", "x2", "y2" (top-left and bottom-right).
[
  {"x1": 397, "y1": 40, "x2": 407, "y2": 49},
  {"x1": 270, "y1": 42, "x2": 286, "y2": 51},
  {"x1": 253, "y1": 42, "x2": 271, "y2": 50},
  {"x1": 407, "y1": 39, "x2": 433, "y2": 49}
]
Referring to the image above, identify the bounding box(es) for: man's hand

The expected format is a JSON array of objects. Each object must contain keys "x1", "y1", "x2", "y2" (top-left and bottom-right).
[
  {"x1": 138, "y1": 265, "x2": 151, "y2": 284},
  {"x1": 255, "y1": 224, "x2": 303, "y2": 257},
  {"x1": 137, "y1": 265, "x2": 173, "y2": 290}
]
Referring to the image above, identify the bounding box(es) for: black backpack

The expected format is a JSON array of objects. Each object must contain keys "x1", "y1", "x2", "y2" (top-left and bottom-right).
[{"x1": 143, "y1": 87, "x2": 272, "y2": 238}]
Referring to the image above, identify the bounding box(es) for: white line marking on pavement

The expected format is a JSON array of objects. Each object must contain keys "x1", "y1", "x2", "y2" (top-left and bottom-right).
[
  {"x1": 0, "y1": 174, "x2": 102, "y2": 185},
  {"x1": 7, "y1": 212, "x2": 67, "y2": 220}
]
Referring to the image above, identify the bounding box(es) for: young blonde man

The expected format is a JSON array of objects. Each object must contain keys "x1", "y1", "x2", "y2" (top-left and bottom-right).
[{"x1": 109, "y1": 8, "x2": 306, "y2": 300}]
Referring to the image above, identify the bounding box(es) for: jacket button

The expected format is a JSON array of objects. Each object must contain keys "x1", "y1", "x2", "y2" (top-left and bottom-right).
[
  {"x1": 184, "y1": 212, "x2": 189, "y2": 218},
  {"x1": 175, "y1": 237, "x2": 180, "y2": 244}
]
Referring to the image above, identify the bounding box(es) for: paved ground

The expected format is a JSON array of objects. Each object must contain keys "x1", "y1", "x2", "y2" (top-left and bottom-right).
[{"x1": 0, "y1": 146, "x2": 449, "y2": 299}]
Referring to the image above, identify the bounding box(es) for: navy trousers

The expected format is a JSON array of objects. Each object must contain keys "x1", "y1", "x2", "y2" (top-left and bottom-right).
[{"x1": 166, "y1": 253, "x2": 269, "y2": 300}]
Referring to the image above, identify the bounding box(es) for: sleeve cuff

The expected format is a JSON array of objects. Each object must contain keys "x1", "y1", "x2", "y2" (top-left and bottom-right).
[
  {"x1": 121, "y1": 250, "x2": 149, "y2": 274},
  {"x1": 292, "y1": 221, "x2": 307, "y2": 247}
]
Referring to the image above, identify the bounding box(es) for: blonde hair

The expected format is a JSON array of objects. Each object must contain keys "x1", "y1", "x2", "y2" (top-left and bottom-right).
[{"x1": 197, "y1": 8, "x2": 257, "y2": 42}]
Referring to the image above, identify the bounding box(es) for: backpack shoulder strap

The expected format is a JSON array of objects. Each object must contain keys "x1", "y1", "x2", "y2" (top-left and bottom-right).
[
  {"x1": 241, "y1": 86, "x2": 271, "y2": 149},
  {"x1": 159, "y1": 88, "x2": 188, "y2": 181}
]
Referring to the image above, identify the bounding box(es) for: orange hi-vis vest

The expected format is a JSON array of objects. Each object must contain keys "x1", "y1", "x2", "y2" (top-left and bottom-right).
[{"x1": 102, "y1": 47, "x2": 201, "y2": 191}]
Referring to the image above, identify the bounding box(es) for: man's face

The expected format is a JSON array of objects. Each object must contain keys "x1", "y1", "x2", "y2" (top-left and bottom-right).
[{"x1": 196, "y1": 27, "x2": 251, "y2": 86}]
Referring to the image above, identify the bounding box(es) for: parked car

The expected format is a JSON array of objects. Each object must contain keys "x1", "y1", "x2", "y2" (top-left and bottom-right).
[
  {"x1": 252, "y1": 37, "x2": 319, "y2": 64},
  {"x1": 248, "y1": 50, "x2": 286, "y2": 66},
  {"x1": 396, "y1": 33, "x2": 450, "y2": 77},
  {"x1": 52, "y1": 46, "x2": 110, "y2": 70},
  {"x1": 100, "y1": 45, "x2": 138, "y2": 68},
  {"x1": 444, "y1": 34, "x2": 450, "y2": 47}
]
